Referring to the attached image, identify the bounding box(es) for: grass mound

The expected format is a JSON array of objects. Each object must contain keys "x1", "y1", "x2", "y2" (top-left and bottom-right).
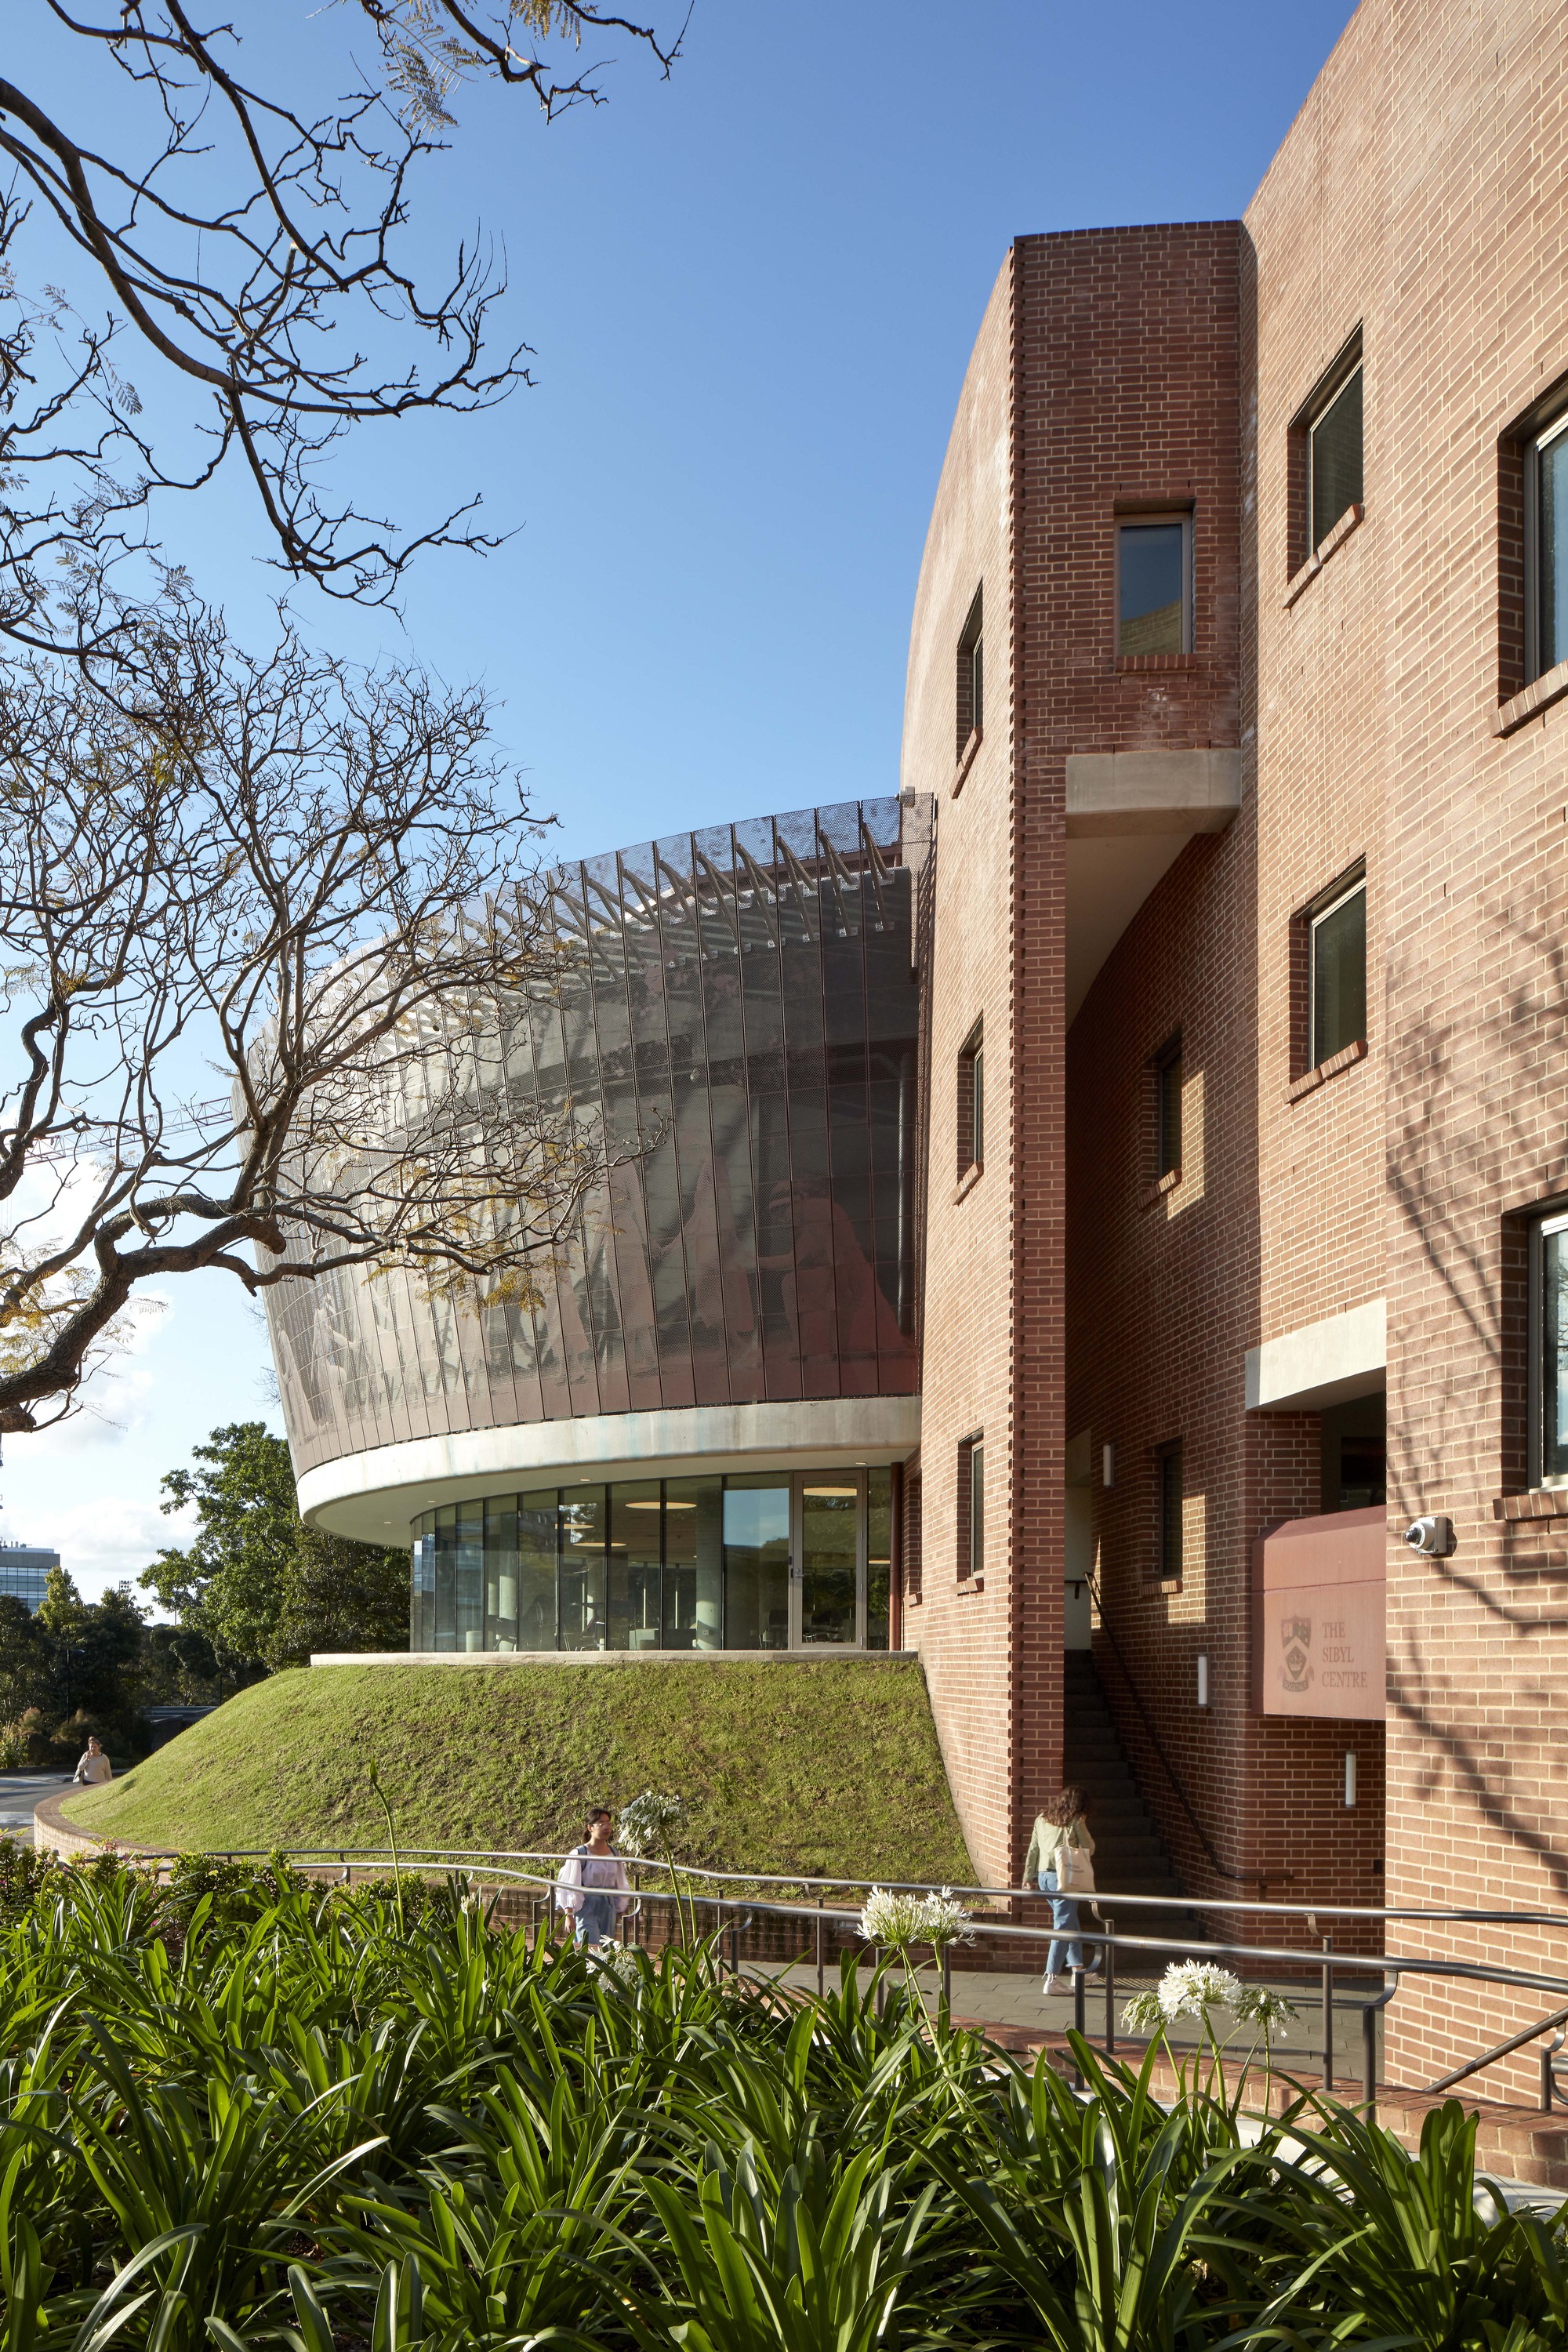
[{"x1": 67, "y1": 1657, "x2": 974, "y2": 1879}]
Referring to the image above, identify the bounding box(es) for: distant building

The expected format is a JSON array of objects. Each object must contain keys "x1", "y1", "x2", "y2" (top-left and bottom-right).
[{"x1": 0, "y1": 1548, "x2": 59, "y2": 1613}]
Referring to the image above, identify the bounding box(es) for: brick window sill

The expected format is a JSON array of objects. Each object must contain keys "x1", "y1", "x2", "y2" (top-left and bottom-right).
[
  {"x1": 952, "y1": 1160, "x2": 984, "y2": 1205},
  {"x1": 1494, "y1": 1488, "x2": 1568, "y2": 1523},
  {"x1": 956, "y1": 1574, "x2": 985, "y2": 1597},
  {"x1": 1283, "y1": 502, "x2": 1363, "y2": 609},
  {"x1": 1288, "y1": 1036, "x2": 1367, "y2": 1103},
  {"x1": 1116, "y1": 652, "x2": 1201, "y2": 673},
  {"x1": 951, "y1": 728, "x2": 982, "y2": 797},
  {"x1": 1495, "y1": 658, "x2": 1568, "y2": 739},
  {"x1": 1139, "y1": 1167, "x2": 1181, "y2": 1211}
]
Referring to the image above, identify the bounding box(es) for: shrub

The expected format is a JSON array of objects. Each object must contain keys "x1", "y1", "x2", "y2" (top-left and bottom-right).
[{"x1": 0, "y1": 1852, "x2": 1554, "y2": 2350}]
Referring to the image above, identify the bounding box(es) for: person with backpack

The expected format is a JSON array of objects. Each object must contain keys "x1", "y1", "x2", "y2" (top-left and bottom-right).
[
  {"x1": 1022, "y1": 1786, "x2": 1102, "y2": 1995},
  {"x1": 554, "y1": 1806, "x2": 632, "y2": 1949}
]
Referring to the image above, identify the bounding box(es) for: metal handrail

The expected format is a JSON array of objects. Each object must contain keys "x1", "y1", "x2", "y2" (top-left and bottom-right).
[
  {"x1": 1427, "y1": 2002, "x2": 1568, "y2": 2096},
  {"x1": 76, "y1": 1832, "x2": 1568, "y2": 2107},
  {"x1": 103, "y1": 1837, "x2": 1568, "y2": 1930},
  {"x1": 1086, "y1": 1570, "x2": 1286, "y2": 1890}
]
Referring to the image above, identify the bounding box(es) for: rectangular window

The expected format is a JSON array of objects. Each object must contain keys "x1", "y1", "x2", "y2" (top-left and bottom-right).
[
  {"x1": 1309, "y1": 363, "x2": 1363, "y2": 550},
  {"x1": 1533, "y1": 1210, "x2": 1568, "y2": 1485},
  {"x1": 1155, "y1": 1442, "x2": 1182, "y2": 1581},
  {"x1": 1526, "y1": 408, "x2": 1568, "y2": 681},
  {"x1": 1155, "y1": 1035, "x2": 1183, "y2": 1178},
  {"x1": 1308, "y1": 871, "x2": 1367, "y2": 1068},
  {"x1": 957, "y1": 1021, "x2": 984, "y2": 1178},
  {"x1": 957, "y1": 1434, "x2": 984, "y2": 1580},
  {"x1": 956, "y1": 586, "x2": 984, "y2": 758},
  {"x1": 1116, "y1": 515, "x2": 1191, "y2": 656}
]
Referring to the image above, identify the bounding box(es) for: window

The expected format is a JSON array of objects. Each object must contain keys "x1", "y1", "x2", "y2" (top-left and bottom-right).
[
  {"x1": 957, "y1": 1022, "x2": 984, "y2": 1178},
  {"x1": 1308, "y1": 870, "x2": 1367, "y2": 1068},
  {"x1": 1531, "y1": 1210, "x2": 1568, "y2": 1485},
  {"x1": 1319, "y1": 1396, "x2": 1387, "y2": 1511},
  {"x1": 1308, "y1": 363, "x2": 1363, "y2": 551},
  {"x1": 1154, "y1": 1035, "x2": 1182, "y2": 1178},
  {"x1": 1155, "y1": 1442, "x2": 1182, "y2": 1581},
  {"x1": 957, "y1": 1435, "x2": 984, "y2": 1580},
  {"x1": 1526, "y1": 408, "x2": 1568, "y2": 681},
  {"x1": 1116, "y1": 515, "x2": 1191, "y2": 656},
  {"x1": 956, "y1": 586, "x2": 984, "y2": 758}
]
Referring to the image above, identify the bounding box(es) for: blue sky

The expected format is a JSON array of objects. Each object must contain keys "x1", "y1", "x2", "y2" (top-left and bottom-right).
[{"x1": 0, "y1": 0, "x2": 1356, "y2": 1597}]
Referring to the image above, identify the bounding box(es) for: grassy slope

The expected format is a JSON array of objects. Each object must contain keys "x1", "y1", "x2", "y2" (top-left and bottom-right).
[{"x1": 67, "y1": 1660, "x2": 974, "y2": 1882}]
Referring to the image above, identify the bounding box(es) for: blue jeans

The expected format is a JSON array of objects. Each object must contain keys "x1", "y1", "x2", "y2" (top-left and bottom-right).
[
  {"x1": 1040, "y1": 1869, "x2": 1085, "y2": 1976},
  {"x1": 574, "y1": 1892, "x2": 619, "y2": 1949}
]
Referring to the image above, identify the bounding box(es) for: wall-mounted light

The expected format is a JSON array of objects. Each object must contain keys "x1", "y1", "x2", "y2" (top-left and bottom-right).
[
  {"x1": 1196, "y1": 1653, "x2": 1210, "y2": 1708},
  {"x1": 1344, "y1": 1750, "x2": 1358, "y2": 1808},
  {"x1": 1102, "y1": 1443, "x2": 1116, "y2": 1488}
]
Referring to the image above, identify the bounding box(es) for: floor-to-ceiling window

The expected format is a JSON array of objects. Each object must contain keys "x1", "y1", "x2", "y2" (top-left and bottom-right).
[{"x1": 409, "y1": 1466, "x2": 895, "y2": 1652}]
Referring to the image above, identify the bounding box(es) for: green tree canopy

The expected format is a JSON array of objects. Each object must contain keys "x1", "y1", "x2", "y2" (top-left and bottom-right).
[{"x1": 143, "y1": 1424, "x2": 408, "y2": 1678}]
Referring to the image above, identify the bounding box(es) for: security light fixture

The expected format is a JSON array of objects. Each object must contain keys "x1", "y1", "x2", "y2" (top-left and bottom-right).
[
  {"x1": 1344, "y1": 1750, "x2": 1358, "y2": 1807},
  {"x1": 1196, "y1": 1653, "x2": 1210, "y2": 1708}
]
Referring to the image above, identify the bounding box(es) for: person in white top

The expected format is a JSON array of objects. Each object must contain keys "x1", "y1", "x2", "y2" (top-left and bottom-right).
[
  {"x1": 554, "y1": 1806, "x2": 632, "y2": 1949},
  {"x1": 73, "y1": 1736, "x2": 112, "y2": 1788},
  {"x1": 1022, "y1": 1784, "x2": 1101, "y2": 1997}
]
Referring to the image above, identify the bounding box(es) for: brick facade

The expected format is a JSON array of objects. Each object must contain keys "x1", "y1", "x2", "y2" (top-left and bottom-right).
[{"x1": 901, "y1": 0, "x2": 1568, "y2": 2088}]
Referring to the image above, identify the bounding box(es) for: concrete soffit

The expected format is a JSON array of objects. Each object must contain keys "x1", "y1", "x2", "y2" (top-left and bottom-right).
[
  {"x1": 1065, "y1": 750, "x2": 1242, "y2": 1024},
  {"x1": 1244, "y1": 1300, "x2": 1387, "y2": 1414},
  {"x1": 298, "y1": 1395, "x2": 924, "y2": 1544}
]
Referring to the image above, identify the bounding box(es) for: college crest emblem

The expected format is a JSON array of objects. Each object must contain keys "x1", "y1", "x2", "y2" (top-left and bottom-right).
[{"x1": 1280, "y1": 1615, "x2": 1313, "y2": 1693}]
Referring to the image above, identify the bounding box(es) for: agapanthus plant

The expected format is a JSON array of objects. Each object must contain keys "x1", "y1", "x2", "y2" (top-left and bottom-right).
[
  {"x1": 859, "y1": 1886, "x2": 975, "y2": 1951},
  {"x1": 1120, "y1": 1961, "x2": 1299, "y2": 2107},
  {"x1": 615, "y1": 1790, "x2": 693, "y2": 1943}
]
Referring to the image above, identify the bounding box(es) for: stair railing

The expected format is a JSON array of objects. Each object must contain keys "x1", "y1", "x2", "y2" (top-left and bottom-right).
[
  {"x1": 1426, "y1": 1999, "x2": 1568, "y2": 2097},
  {"x1": 1084, "y1": 1567, "x2": 1292, "y2": 1895}
]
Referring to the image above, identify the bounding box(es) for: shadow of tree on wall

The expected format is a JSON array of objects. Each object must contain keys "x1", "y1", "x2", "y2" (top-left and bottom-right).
[
  {"x1": 1387, "y1": 1632, "x2": 1568, "y2": 1900},
  {"x1": 1385, "y1": 887, "x2": 1568, "y2": 1893}
]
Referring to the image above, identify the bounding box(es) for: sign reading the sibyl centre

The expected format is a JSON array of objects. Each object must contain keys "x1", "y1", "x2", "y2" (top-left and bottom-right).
[{"x1": 1249, "y1": 1506, "x2": 1385, "y2": 1721}]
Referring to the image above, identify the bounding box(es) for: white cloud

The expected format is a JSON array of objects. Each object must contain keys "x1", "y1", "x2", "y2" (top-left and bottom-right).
[{"x1": 0, "y1": 1494, "x2": 195, "y2": 1606}]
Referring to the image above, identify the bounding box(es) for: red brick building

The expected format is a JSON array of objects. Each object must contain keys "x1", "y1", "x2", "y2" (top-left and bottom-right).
[{"x1": 902, "y1": 0, "x2": 1568, "y2": 2085}]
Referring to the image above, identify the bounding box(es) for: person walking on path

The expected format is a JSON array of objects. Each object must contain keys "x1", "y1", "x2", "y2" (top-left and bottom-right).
[
  {"x1": 1023, "y1": 1786, "x2": 1101, "y2": 1996},
  {"x1": 72, "y1": 1736, "x2": 111, "y2": 1788},
  {"x1": 554, "y1": 1806, "x2": 632, "y2": 1950}
]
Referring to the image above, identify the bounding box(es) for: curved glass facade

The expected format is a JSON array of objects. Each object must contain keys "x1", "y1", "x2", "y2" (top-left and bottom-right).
[
  {"x1": 411, "y1": 1468, "x2": 892, "y2": 1652},
  {"x1": 267, "y1": 798, "x2": 920, "y2": 1484}
]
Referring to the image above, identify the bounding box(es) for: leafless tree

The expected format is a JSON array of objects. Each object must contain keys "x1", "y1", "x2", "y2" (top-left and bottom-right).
[
  {"x1": 0, "y1": 598, "x2": 610, "y2": 1433},
  {"x1": 0, "y1": 2, "x2": 684, "y2": 655}
]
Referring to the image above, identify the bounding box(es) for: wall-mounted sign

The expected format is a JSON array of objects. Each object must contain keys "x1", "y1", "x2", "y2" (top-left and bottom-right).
[{"x1": 1249, "y1": 1506, "x2": 1385, "y2": 1721}]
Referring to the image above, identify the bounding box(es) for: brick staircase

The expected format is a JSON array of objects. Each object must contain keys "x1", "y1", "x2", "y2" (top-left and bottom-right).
[{"x1": 1063, "y1": 1650, "x2": 1202, "y2": 1969}]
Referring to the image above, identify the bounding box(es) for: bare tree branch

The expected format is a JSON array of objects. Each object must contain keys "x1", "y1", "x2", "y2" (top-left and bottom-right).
[
  {"x1": 0, "y1": 597, "x2": 618, "y2": 1431},
  {"x1": 0, "y1": 2, "x2": 684, "y2": 648}
]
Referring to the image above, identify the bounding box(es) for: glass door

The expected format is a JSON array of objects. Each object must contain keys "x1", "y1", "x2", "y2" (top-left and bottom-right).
[{"x1": 794, "y1": 1472, "x2": 863, "y2": 1645}]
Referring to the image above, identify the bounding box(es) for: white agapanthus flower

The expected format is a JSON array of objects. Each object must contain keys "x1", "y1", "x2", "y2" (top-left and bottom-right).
[
  {"x1": 1233, "y1": 1984, "x2": 1298, "y2": 2032},
  {"x1": 1120, "y1": 1987, "x2": 1166, "y2": 2034},
  {"x1": 860, "y1": 1886, "x2": 975, "y2": 1950},
  {"x1": 587, "y1": 1940, "x2": 642, "y2": 1990},
  {"x1": 615, "y1": 1790, "x2": 688, "y2": 1857},
  {"x1": 1122, "y1": 1969, "x2": 1295, "y2": 2038}
]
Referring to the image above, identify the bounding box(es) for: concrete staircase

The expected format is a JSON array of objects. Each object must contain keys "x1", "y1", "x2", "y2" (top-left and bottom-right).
[{"x1": 1063, "y1": 1650, "x2": 1201, "y2": 1969}]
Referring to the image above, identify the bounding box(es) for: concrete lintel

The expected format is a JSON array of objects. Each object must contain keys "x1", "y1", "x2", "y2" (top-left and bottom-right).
[
  {"x1": 1065, "y1": 749, "x2": 1243, "y2": 837},
  {"x1": 1244, "y1": 1300, "x2": 1387, "y2": 1414}
]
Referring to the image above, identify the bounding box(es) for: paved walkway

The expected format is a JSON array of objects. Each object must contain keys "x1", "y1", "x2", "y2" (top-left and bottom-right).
[
  {"x1": 0, "y1": 1774, "x2": 74, "y2": 1843},
  {"x1": 750, "y1": 1958, "x2": 1382, "y2": 2073}
]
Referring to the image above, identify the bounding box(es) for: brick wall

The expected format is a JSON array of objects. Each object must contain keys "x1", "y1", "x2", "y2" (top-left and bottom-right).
[
  {"x1": 906, "y1": 0, "x2": 1568, "y2": 2089},
  {"x1": 899, "y1": 256, "x2": 1019, "y2": 1886},
  {"x1": 1243, "y1": 0, "x2": 1568, "y2": 2096}
]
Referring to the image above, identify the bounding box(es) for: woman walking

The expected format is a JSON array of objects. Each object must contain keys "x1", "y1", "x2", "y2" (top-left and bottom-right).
[
  {"x1": 1022, "y1": 1786, "x2": 1102, "y2": 1996},
  {"x1": 555, "y1": 1806, "x2": 633, "y2": 1950}
]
